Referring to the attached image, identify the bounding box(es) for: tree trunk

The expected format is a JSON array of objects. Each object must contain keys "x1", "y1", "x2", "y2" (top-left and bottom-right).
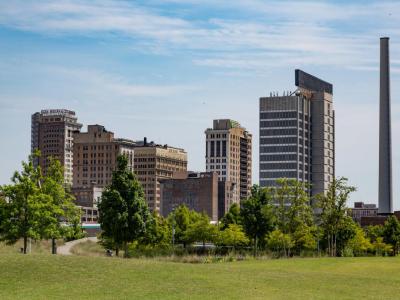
[
  {"x1": 124, "y1": 243, "x2": 128, "y2": 258},
  {"x1": 52, "y1": 238, "x2": 57, "y2": 254},
  {"x1": 23, "y1": 236, "x2": 27, "y2": 254},
  {"x1": 253, "y1": 236, "x2": 258, "y2": 257},
  {"x1": 115, "y1": 247, "x2": 119, "y2": 257}
]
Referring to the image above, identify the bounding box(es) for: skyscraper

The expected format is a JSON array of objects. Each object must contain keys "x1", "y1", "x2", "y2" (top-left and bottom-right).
[
  {"x1": 31, "y1": 109, "x2": 82, "y2": 185},
  {"x1": 205, "y1": 119, "x2": 252, "y2": 216},
  {"x1": 259, "y1": 70, "x2": 334, "y2": 197},
  {"x1": 378, "y1": 37, "x2": 393, "y2": 215},
  {"x1": 134, "y1": 138, "x2": 188, "y2": 213}
]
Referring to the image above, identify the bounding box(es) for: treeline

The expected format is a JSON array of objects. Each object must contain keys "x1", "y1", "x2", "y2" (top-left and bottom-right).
[
  {"x1": 2, "y1": 154, "x2": 400, "y2": 258},
  {"x1": 98, "y1": 156, "x2": 400, "y2": 258},
  {"x1": 0, "y1": 152, "x2": 83, "y2": 253}
]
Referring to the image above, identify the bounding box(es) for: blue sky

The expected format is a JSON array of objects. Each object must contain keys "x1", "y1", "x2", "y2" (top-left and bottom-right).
[{"x1": 0, "y1": 0, "x2": 399, "y2": 209}]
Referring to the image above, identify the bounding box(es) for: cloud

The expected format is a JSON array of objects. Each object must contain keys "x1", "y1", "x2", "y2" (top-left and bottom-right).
[{"x1": 1, "y1": 0, "x2": 400, "y2": 72}]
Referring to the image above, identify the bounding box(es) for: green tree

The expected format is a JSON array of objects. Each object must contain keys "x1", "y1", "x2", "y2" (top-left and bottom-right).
[
  {"x1": 220, "y1": 203, "x2": 242, "y2": 230},
  {"x1": 347, "y1": 226, "x2": 372, "y2": 256},
  {"x1": 372, "y1": 237, "x2": 393, "y2": 256},
  {"x1": 365, "y1": 225, "x2": 384, "y2": 243},
  {"x1": 184, "y1": 213, "x2": 218, "y2": 248},
  {"x1": 382, "y1": 216, "x2": 400, "y2": 255},
  {"x1": 142, "y1": 213, "x2": 172, "y2": 248},
  {"x1": 241, "y1": 185, "x2": 275, "y2": 256},
  {"x1": 218, "y1": 224, "x2": 249, "y2": 250},
  {"x1": 98, "y1": 155, "x2": 151, "y2": 257},
  {"x1": 316, "y1": 177, "x2": 356, "y2": 256},
  {"x1": 168, "y1": 204, "x2": 200, "y2": 247},
  {"x1": 273, "y1": 179, "x2": 316, "y2": 254},
  {"x1": 266, "y1": 229, "x2": 294, "y2": 257}
]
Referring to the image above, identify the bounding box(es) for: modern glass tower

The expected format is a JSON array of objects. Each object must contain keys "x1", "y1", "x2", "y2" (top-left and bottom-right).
[{"x1": 259, "y1": 70, "x2": 335, "y2": 197}]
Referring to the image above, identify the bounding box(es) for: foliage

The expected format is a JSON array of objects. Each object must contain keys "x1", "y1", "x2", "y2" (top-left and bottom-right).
[
  {"x1": 365, "y1": 225, "x2": 384, "y2": 243},
  {"x1": 218, "y1": 224, "x2": 249, "y2": 249},
  {"x1": 372, "y1": 237, "x2": 393, "y2": 256},
  {"x1": 184, "y1": 213, "x2": 218, "y2": 247},
  {"x1": 0, "y1": 152, "x2": 81, "y2": 254},
  {"x1": 142, "y1": 213, "x2": 172, "y2": 248},
  {"x1": 316, "y1": 177, "x2": 357, "y2": 256},
  {"x1": 241, "y1": 185, "x2": 275, "y2": 255},
  {"x1": 273, "y1": 179, "x2": 316, "y2": 254},
  {"x1": 347, "y1": 226, "x2": 372, "y2": 256},
  {"x1": 167, "y1": 204, "x2": 201, "y2": 247},
  {"x1": 382, "y1": 216, "x2": 400, "y2": 255},
  {"x1": 266, "y1": 229, "x2": 294, "y2": 257},
  {"x1": 98, "y1": 155, "x2": 152, "y2": 257},
  {"x1": 220, "y1": 203, "x2": 242, "y2": 230}
]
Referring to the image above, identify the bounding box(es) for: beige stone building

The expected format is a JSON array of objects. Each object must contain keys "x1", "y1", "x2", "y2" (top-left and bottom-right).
[
  {"x1": 205, "y1": 120, "x2": 252, "y2": 217},
  {"x1": 72, "y1": 125, "x2": 136, "y2": 205},
  {"x1": 31, "y1": 109, "x2": 82, "y2": 185},
  {"x1": 134, "y1": 139, "x2": 187, "y2": 213}
]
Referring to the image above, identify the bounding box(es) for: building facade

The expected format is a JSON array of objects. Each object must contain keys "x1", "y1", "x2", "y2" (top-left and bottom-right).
[
  {"x1": 259, "y1": 70, "x2": 334, "y2": 197},
  {"x1": 72, "y1": 124, "x2": 135, "y2": 189},
  {"x1": 351, "y1": 202, "x2": 378, "y2": 224},
  {"x1": 160, "y1": 172, "x2": 218, "y2": 221},
  {"x1": 205, "y1": 119, "x2": 252, "y2": 216},
  {"x1": 134, "y1": 139, "x2": 188, "y2": 213},
  {"x1": 31, "y1": 109, "x2": 82, "y2": 185}
]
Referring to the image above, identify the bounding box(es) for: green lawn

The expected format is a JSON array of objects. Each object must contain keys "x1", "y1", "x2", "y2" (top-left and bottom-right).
[{"x1": 0, "y1": 249, "x2": 400, "y2": 300}]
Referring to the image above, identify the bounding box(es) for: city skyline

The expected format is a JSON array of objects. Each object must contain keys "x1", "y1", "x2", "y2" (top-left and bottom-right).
[{"x1": 0, "y1": 1, "x2": 400, "y2": 209}]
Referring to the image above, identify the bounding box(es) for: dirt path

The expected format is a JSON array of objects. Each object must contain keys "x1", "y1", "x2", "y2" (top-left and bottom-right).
[{"x1": 57, "y1": 237, "x2": 98, "y2": 255}]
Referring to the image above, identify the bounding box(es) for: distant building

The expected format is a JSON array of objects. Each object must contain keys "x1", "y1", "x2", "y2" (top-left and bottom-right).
[
  {"x1": 259, "y1": 70, "x2": 335, "y2": 198},
  {"x1": 160, "y1": 172, "x2": 218, "y2": 221},
  {"x1": 31, "y1": 109, "x2": 82, "y2": 184},
  {"x1": 205, "y1": 119, "x2": 252, "y2": 217},
  {"x1": 72, "y1": 124, "x2": 135, "y2": 189},
  {"x1": 134, "y1": 138, "x2": 187, "y2": 213},
  {"x1": 351, "y1": 202, "x2": 378, "y2": 224}
]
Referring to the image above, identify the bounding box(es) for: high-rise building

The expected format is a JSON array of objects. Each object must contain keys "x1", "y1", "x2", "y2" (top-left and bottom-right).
[
  {"x1": 134, "y1": 138, "x2": 187, "y2": 213},
  {"x1": 72, "y1": 124, "x2": 135, "y2": 190},
  {"x1": 72, "y1": 125, "x2": 136, "y2": 208},
  {"x1": 259, "y1": 70, "x2": 334, "y2": 197},
  {"x1": 160, "y1": 172, "x2": 218, "y2": 221},
  {"x1": 31, "y1": 109, "x2": 82, "y2": 185},
  {"x1": 205, "y1": 120, "x2": 252, "y2": 217}
]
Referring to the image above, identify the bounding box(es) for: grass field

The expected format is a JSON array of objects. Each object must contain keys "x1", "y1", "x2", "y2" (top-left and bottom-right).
[{"x1": 1, "y1": 246, "x2": 400, "y2": 300}]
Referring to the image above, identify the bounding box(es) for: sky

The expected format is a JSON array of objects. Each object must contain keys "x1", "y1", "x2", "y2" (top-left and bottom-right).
[{"x1": 0, "y1": 0, "x2": 399, "y2": 209}]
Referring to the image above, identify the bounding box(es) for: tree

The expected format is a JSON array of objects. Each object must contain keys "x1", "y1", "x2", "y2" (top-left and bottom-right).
[
  {"x1": 220, "y1": 203, "x2": 242, "y2": 230},
  {"x1": 241, "y1": 185, "x2": 275, "y2": 256},
  {"x1": 372, "y1": 237, "x2": 393, "y2": 256},
  {"x1": 316, "y1": 177, "x2": 356, "y2": 256},
  {"x1": 0, "y1": 152, "x2": 80, "y2": 254},
  {"x1": 39, "y1": 158, "x2": 82, "y2": 253},
  {"x1": 382, "y1": 216, "x2": 400, "y2": 255},
  {"x1": 142, "y1": 213, "x2": 172, "y2": 248},
  {"x1": 365, "y1": 225, "x2": 384, "y2": 243},
  {"x1": 98, "y1": 155, "x2": 152, "y2": 257},
  {"x1": 266, "y1": 229, "x2": 294, "y2": 257},
  {"x1": 218, "y1": 224, "x2": 249, "y2": 250},
  {"x1": 167, "y1": 204, "x2": 200, "y2": 247},
  {"x1": 347, "y1": 226, "x2": 372, "y2": 256},
  {"x1": 273, "y1": 179, "x2": 316, "y2": 254},
  {"x1": 0, "y1": 153, "x2": 42, "y2": 253},
  {"x1": 184, "y1": 213, "x2": 218, "y2": 248}
]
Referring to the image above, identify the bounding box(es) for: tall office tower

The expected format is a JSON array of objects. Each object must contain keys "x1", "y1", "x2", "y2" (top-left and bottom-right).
[
  {"x1": 259, "y1": 70, "x2": 334, "y2": 197},
  {"x1": 72, "y1": 125, "x2": 136, "y2": 207},
  {"x1": 31, "y1": 109, "x2": 82, "y2": 185},
  {"x1": 378, "y1": 37, "x2": 393, "y2": 215},
  {"x1": 205, "y1": 119, "x2": 252, "y2": 217},
  {"x1": 134, "y1": 138, "x2": 187, "y2": 213}
]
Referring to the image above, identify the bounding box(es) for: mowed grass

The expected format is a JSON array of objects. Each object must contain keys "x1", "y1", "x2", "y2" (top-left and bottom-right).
[{"x1": 1, "y1": 248, "x2": 400, "y2": 300}]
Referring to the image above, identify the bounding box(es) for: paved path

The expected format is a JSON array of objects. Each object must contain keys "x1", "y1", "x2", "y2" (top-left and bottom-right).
[{"x1": 57, "y1": 237, "x2": 98, "y2": 255}]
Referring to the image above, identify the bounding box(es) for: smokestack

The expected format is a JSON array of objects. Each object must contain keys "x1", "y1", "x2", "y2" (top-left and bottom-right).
[{"x1": 378, "y1": 37, "x2": 393, "y2": 215}]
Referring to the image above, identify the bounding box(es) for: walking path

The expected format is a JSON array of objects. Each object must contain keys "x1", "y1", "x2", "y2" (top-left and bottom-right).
[{"x1": 58, "y1": 237, "x2": 98, "y2": 255}]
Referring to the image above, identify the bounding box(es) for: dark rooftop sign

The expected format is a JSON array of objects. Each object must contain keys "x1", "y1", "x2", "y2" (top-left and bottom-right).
[{"x1": 295, "y1": 69, "x2": 333, "y2": 94}]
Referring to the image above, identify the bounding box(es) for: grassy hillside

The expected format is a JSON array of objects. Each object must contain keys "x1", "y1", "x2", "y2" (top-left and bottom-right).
[{"x1": 0, "y1": 249, "x2": 399, "y2": 299}]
